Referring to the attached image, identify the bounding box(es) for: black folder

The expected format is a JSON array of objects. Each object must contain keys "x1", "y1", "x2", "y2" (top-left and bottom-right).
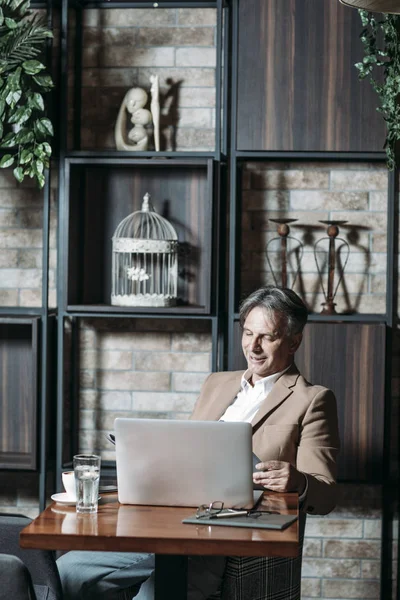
[{"x1": 182, "y1": 513, "x2": 298, "y2": 531}]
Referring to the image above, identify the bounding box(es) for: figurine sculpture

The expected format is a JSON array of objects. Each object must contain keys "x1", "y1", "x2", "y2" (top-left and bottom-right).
[
  {"x1": 115, "y1": 88, "x2": 152, "y2": 151},
  {"x1": 150, "y1": 74, "x2": 160, "y2": 151}
]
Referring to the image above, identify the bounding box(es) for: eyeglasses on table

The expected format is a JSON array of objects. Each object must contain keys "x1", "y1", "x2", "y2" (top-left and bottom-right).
[{"x1": 195, "y1": 501, "x2": 280, "y2": 520}]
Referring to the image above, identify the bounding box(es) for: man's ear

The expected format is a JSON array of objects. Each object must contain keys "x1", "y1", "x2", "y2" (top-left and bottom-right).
[{"x1": 289, "y1": 333, "x2": 302, "y2": 355}]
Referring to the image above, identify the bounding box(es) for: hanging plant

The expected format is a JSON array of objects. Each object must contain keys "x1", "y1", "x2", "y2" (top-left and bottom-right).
[
  {"x1": 0, "y1": 0, "x2": 54, "y2": 189},
  {"x1": 355, "y1": 10, "x2": 400, "y2": 170}
]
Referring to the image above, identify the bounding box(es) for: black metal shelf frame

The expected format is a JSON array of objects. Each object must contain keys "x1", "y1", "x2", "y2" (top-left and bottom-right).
[
  {"x1": 226, "y1": 2, "x2": 398, "y2": 599},
  {"x1": 55, "y1": 0, "x2": 228, "y2": 485}
]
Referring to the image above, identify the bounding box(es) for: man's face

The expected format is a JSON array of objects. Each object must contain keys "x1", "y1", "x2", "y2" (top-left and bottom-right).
[{"x1": 241, "y1": 306, "x2": 302, "y2": 382}]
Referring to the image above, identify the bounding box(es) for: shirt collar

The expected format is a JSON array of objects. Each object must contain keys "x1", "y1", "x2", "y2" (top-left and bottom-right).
[{"x1": 241, "y1": 364, "x2": 291, "y2": 394}]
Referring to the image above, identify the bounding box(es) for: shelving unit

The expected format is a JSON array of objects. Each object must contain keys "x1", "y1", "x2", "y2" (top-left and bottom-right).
[
  {"x1": 227, "y1": 1, "x2": 397, "y2": 598},
  {"x1": 55, "y1": 0, "x2": 227, "y2": 482},
  {"x1": 0, "y1": 0, "x2": 55, "y2": 510}
]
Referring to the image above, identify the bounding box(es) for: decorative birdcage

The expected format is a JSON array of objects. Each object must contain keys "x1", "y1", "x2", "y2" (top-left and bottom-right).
[{"x1": 111, "y1": 193, "x2": 179, "y2": 307}]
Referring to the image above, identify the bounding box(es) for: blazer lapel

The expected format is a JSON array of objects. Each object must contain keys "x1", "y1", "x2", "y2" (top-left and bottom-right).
[
  {"x1": 250, "y1": 363, "x2": 301, "y2": 429},
  {"x1": 206, "y1": 372, "x2": 243, "y2": 421}
]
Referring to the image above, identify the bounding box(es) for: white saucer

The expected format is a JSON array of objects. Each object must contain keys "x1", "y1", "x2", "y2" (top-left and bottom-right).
[{"x1": 51, "y1": 492, "x2": 76, "y2": 506}]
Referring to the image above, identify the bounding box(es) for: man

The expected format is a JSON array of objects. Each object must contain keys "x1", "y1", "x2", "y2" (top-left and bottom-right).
[{"x1": 58, "y1": 286, "x2": 340, "y2": 600}]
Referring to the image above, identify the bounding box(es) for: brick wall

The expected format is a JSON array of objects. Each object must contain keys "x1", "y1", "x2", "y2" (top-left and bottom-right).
[
  {"x1": 0, "y1": 7, "x2": 398, "y2": 600},
  {"x1": 241, "y1": 162, "x2": 388, "y2": 315},
  {"x1": 77, "y1": 318, "x2": 212, "y2": 461},
  {"x1": 0, "y1": 170, "x2": 57, "y2": 308},
  {"x1": 75, "y1": 8, "x2": 217, "y2": 151}
]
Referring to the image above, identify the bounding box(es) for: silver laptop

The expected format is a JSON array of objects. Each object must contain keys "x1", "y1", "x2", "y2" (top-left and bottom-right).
[{"x1": 114, "y1": 417, "x2": 255, "y2": 508}]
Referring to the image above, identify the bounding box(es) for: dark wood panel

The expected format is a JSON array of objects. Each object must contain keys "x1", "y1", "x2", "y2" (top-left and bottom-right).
[
  {"x1": 237, "y1": 0, "x2": 386, "y2": 151},
  {"x1": 0, "y1": 320, "x2": 39, "y2": 470},
  {"x1": 231, "y1": 321, "x2": 385, "y2": 482},
  {"x1": 67, "y1": 165, "x2": 212, "y2": 310}
]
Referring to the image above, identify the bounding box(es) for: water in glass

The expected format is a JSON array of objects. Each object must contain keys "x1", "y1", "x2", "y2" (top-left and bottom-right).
[{"x1": 75, "y1": 464, "x2": 100, "y2": 514}]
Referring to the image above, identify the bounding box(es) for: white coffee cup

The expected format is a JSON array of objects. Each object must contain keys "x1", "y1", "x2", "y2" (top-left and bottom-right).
[{"x1": 62, "y1": 471, "x2": 77, "y2": 501}]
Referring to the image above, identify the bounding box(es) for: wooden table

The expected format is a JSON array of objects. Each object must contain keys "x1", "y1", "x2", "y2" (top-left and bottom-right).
[{"x1": 20, "y1": 492, "x2": 299, "y2": 600}]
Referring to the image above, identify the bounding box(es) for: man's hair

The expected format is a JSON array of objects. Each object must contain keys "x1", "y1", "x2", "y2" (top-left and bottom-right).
[{"x1": 239, "y1": 286, "x2": 308, "y2": 337}]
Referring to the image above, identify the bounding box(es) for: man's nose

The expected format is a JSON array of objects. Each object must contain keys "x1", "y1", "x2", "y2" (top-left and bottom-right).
[{"x1": 249, "y1": 336, "x2": 261, "y2": 351}]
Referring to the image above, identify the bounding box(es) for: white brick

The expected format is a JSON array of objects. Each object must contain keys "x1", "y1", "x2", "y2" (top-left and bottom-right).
[
  {"x1": 86, "y1": 46, "x2": 175, "y2": 68},
  {"x1": 300, "y1": 578, "x2": 321, "y2": 597},
  {"x1": 80, "y1": 370, "x2": 96, "y2": 389},
  {"x1": 322, "y1": 579, "x2": 380, "y2": 598},
  {"x1": 98, "y1": 370, "x2": 170, "y2": 391},
  {"x1": 178, "y1": 108, "x2": 213, "y2": 128},
  {"x1": 176, "y1": 47, "x2": 216, "y2": 67},
  {"x1": 0, "y1": 250, "x2": 18, "y2": 267},
  {"x1": 364, "y1": 520, "x2": 382, "y2": 539},
  {"x1": 0, "y1": 229, "x2": 43, "y2": 248},
  {"x1": 305, "y1": 518, "x2": 363, "y2": 538},
  {"x1": 171, "y1": 333, "x2": 211, "y2": 352},
  {"x1": 17, "y1": 249, "x2": 42, "y2": 268},
  {"x1": 133, "y1": 392, "x2": 198, "y2": 412},
  {"x1": 136, "y1": 67, "x2": 216, "y2": 88},
  {"x1": 81, "y1": 350, "x2": 133, "y2": 370},
  {"x1": 179, "y1": 88, "x2": 215, "y2": 108},
  {"x1": 361, "y1": 560, "x2": 381, "y2": 579},
  {"x1": 0, "y1": 209, "x2": 19, "y2": 227},
  {"x1": 369, "y1": 191, "x2": 387, "y2": 210},
  {"x1": 79, "y1": 409, "x2": 97, "y2": 430},
  {"x1": 99, "y1": 332, "x2": 171, "y2": 351},
  {"x1": 171, "y1": 372, "x2": 209, "y2": 392},
  {"x1": 242, "y1": 190, "x2": 290, "y2": 211},
  {"x1": 83, "y1": 8, "x2": 176, "y2": 27},
  {"x1": 331, "y1": 211, "x2": 387, "y2": 231},
  {"x1": 135, "y1": 352, "x2": 210, "y2": 372},
  {"x1": 19, "y1": 289, "x2": 42, "y2": 307},
  {"x1": 290, "y1": 190, "x2": 368, "y2": 211},
  {"x1": 177, "y1": 8, "x2": 216, "y2": 25},
  {"x1": 331, "y1": 169, "x2": 387, "y2": 190},
  {"x1": 0, "y1": 269, "x2": 41, "y2": 288},
  {"x1": 80, "y1": 390, "x2": 132, "y2": 411},
  {"x1": 302, "y1": 558, "x2": 360, "y2": 578},
  {"x1": 251, "y1": 169, "x2": 329, "y2": 190}
]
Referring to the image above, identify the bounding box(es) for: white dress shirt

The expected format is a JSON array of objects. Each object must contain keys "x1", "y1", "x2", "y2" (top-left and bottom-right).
[{"x1": 220, "y1": 367, "x2": 289, "y2": 423}]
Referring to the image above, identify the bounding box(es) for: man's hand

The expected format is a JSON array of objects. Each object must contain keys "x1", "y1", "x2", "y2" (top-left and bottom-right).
[{"x1": 253, "y1": 460, "x2": 306, "y2": 494}]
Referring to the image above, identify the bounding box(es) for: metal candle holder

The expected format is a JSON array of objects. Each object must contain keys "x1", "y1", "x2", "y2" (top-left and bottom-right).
[
  {"x1": 314, "y1": 220, "x2": 350, "y2": 315},
  {"x1": 266, "y1": 218, "x2": 303, "y2": 288}
]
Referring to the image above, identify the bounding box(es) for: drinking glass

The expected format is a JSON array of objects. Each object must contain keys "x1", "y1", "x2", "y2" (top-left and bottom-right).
[{"x1": 73, "y1": 454, "x2": 101, "y2": 514}]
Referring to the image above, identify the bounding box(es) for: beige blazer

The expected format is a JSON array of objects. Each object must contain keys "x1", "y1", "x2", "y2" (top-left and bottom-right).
[{"x1": 190, "y1": 364, "x2": 340, "y2": 516}]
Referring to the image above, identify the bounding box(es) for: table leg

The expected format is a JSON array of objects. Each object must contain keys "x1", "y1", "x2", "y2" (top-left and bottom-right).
[{"x1": 154, "y1": 555, "x2": 188, "y2": 600}]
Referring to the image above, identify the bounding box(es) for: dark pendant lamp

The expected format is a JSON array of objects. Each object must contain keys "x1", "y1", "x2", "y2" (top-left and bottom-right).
[{"x1": 339, "y1": 0, "x2": 400, "y2": 13}]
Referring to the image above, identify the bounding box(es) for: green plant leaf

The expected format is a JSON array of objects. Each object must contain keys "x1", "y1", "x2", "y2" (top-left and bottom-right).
[
  {"x1": 22, "y1": 60, "x2": 45, "y2": 75},
  {"x1": 20, "y1": 149, "x2": 32, "y2": 164},
  {"x1": 0, "y1": 4, "x2": 54, "y2": 188},
  {"x1": 15, "y1": 128, "x2": 34, "y2": 143},
  {"x1": 36, "y1": 172, "x2": 45, "y2": 188},
  {"x1": 42, "y1": 141, "x2": 51, "y2": 156},
  {"x1": 34, "y1": 159, "x2": 44, "y2": 174},
  {"x1": 8, "y1": 106, "x2": 32, "y2": 125},
  {"x1": 28, "y1": 92, "x2": 44, "y2": 111},
  {"x1": 35, "y1": 117, "x2": 53, "y2": 137},
  {"x1": 32, "y1": 74, "x2": 53, "y2": 90},
  {"x1": 1, "y1": 132, "x2": 17, "y2": 147},
  {"x1": 5, "y1": 17, "x2": 17, "y2": 29},
  {"x1": 0, "y1": 154, "x2": 14, "y2": 168},
  {"x1": 13, "y1": 166, "x2": 24, "y2": 182},
  {"x1": 5, "y1": 89, "x2": 22, "y2": 106}
]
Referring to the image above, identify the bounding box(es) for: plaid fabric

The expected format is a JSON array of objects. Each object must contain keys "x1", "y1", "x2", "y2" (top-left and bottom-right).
[{"x1": 217, "y1": 514, "x2": 306, "y2": 600}]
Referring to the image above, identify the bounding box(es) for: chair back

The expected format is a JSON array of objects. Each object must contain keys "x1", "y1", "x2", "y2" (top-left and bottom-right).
[
  {"x1": 0, "y1": 554, "x2": 37, "y2": 600},
  {"x1": 0, "y1": 514, "x2": 62, "y2": 600}
]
